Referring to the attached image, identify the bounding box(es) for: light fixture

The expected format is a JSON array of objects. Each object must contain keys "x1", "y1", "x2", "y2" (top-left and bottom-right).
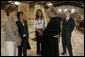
[
  {"x1": 8, "y1": 1, "x2": 13, "y2": 4},
  {"x1": 58, "y1": 9, "x2": 62, "y2": 13},
  {"x1": 14, "y1": 1, "x2": 21, "y2": 5},
  {"x1": 8, "y1": 1, "x2": 12, "y2": 2},
  {"x1": 71, "y1": 9, "x2": 75, "y2": 13},
  {"x1": 11, "y1": 2, "x2": 14, "y2": 4},
  {"x1": 47, "y1": 2, "x2": 53, "y2": 6},
  {"x1": 46, "y1": 2, "x2": 53, "y2": 8},
  {"x1": 82, "y1": 4, "x2": 84, "y2": 7},
  {"x1": 64, "y1": 9, "x2": 68, "y2": 12}
]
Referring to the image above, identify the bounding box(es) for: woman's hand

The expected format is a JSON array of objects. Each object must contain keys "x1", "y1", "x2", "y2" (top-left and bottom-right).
[
  {"x1": 39, "y1": 31, "x2": 43, "y2": 36},
  {"x1": 36, "y1": 29, "x2": 43, "y2": 36},
  {"x1": 14, "y1": 36, "x2": 22, "y2": 46}
]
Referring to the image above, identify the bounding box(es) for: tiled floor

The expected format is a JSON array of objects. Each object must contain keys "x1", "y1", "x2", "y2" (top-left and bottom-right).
[{"x1": 1, "y1": 27, "x2": 84, "y2": 56}]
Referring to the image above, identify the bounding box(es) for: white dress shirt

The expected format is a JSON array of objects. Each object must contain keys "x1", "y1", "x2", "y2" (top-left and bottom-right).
[
  {"x1": 34, "y1": 18, "x2": 45, "y2": 29},
  {"x1": 21, "y1": 20, "x2": 24, "y2": 26},
  {"x1": 20, "y1": 20, "x2": 26, "y2": 37},
  {"x1": 66, "y1": 16, "x2": 70, "y2": 21}
]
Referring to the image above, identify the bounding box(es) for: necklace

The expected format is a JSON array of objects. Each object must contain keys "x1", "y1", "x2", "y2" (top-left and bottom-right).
[{"x1": 38, "y1": 18, "x2": 42, "y2": 24}]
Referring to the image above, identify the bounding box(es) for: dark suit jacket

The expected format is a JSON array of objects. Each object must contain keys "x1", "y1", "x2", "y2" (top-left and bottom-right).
[
  {"x1": 16, "y1": 19, "x2": 31, "y2": 49},
  {"x1": 42, "y1": 17, "x2": 61, "y2": 56},
  {"x1": 43, "y1": 17, "x2": 61, "y2": 39},
  {"x1": 62, "y1": 17, "x2": 75, "y2": 38}
]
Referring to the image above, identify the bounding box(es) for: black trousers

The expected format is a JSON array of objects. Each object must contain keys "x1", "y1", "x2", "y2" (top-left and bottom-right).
[
  {"x1": 41, "y1": 37, "x2": 59, "y2": 56},
  {"x1": 18, "y1": 38, "x2": 28, "y2": 56},
  {"x1": 62, "y1": 36, "x2": 73, "y2": 56},
  {"x1": 35, "y1": 30, "x2": 42, "y2": 54},
  {"x1": 18, "y1": 45, "x2": 27, "y2": 56}
]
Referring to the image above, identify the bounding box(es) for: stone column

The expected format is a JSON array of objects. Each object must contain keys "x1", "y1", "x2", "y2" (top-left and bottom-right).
[
  {"x1": 18, "y1": 3, "x2": 29, "y2": 21},
  {"x1": 34, "y1": 4, "x2": 42, "y2": 15},
  {"x1": 18, "y1": 3, "x2": 30, "y2": 36}
]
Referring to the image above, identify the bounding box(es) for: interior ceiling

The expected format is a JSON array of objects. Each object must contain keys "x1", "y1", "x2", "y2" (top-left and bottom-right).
[{"x1": 1, "y1": 1, "x2": 84, "y2": 10}]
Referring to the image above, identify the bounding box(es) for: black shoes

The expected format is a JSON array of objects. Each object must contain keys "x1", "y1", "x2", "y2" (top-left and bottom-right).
[
  {"x1": 37, "y1": 51, "x2": 41, "y2": 55},
  {"x1": 61, "y1": 52, "x2": 66, "y2": 55}
]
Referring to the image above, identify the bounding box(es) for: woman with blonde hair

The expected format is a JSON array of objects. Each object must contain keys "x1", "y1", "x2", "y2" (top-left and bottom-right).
[{"x1": 5, "y1": 5, "x2": 22, "y2": 56}]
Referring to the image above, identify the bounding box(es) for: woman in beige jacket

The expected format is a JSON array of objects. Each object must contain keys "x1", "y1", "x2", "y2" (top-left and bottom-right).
[{"x1": 5, "y1": 5, "x2": 21, "y2": 56}]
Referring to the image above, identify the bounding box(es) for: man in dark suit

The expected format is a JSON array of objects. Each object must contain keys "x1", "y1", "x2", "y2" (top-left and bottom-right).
[
  {"x1": 16, "y1": 11, "x2": 31, "y2": 56},
  {"x1": 61, "y1": 10, "x2": 75, "y2": 56},
  {"x1": 41, "y1": 8, "x2": 61, "y2": 56}
]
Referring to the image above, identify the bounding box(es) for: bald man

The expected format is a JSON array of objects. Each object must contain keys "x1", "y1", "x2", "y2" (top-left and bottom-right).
[{"x1": 41, "y1": 8, "x2": 61, "y2": 56}]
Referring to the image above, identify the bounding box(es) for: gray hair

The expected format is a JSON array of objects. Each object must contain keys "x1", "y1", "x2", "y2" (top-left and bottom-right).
[{"x1": 49, "y1": 7, "x2": 57, "y2": 15}]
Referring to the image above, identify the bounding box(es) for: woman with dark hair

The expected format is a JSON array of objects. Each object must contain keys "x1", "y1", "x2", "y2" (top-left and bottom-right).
[
  {"x1": 16, "y1": 11, "x2": 31, "y2": 56},
  {"x1": 34, "y1": 9, "x2": 45, "y2": 55}
]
